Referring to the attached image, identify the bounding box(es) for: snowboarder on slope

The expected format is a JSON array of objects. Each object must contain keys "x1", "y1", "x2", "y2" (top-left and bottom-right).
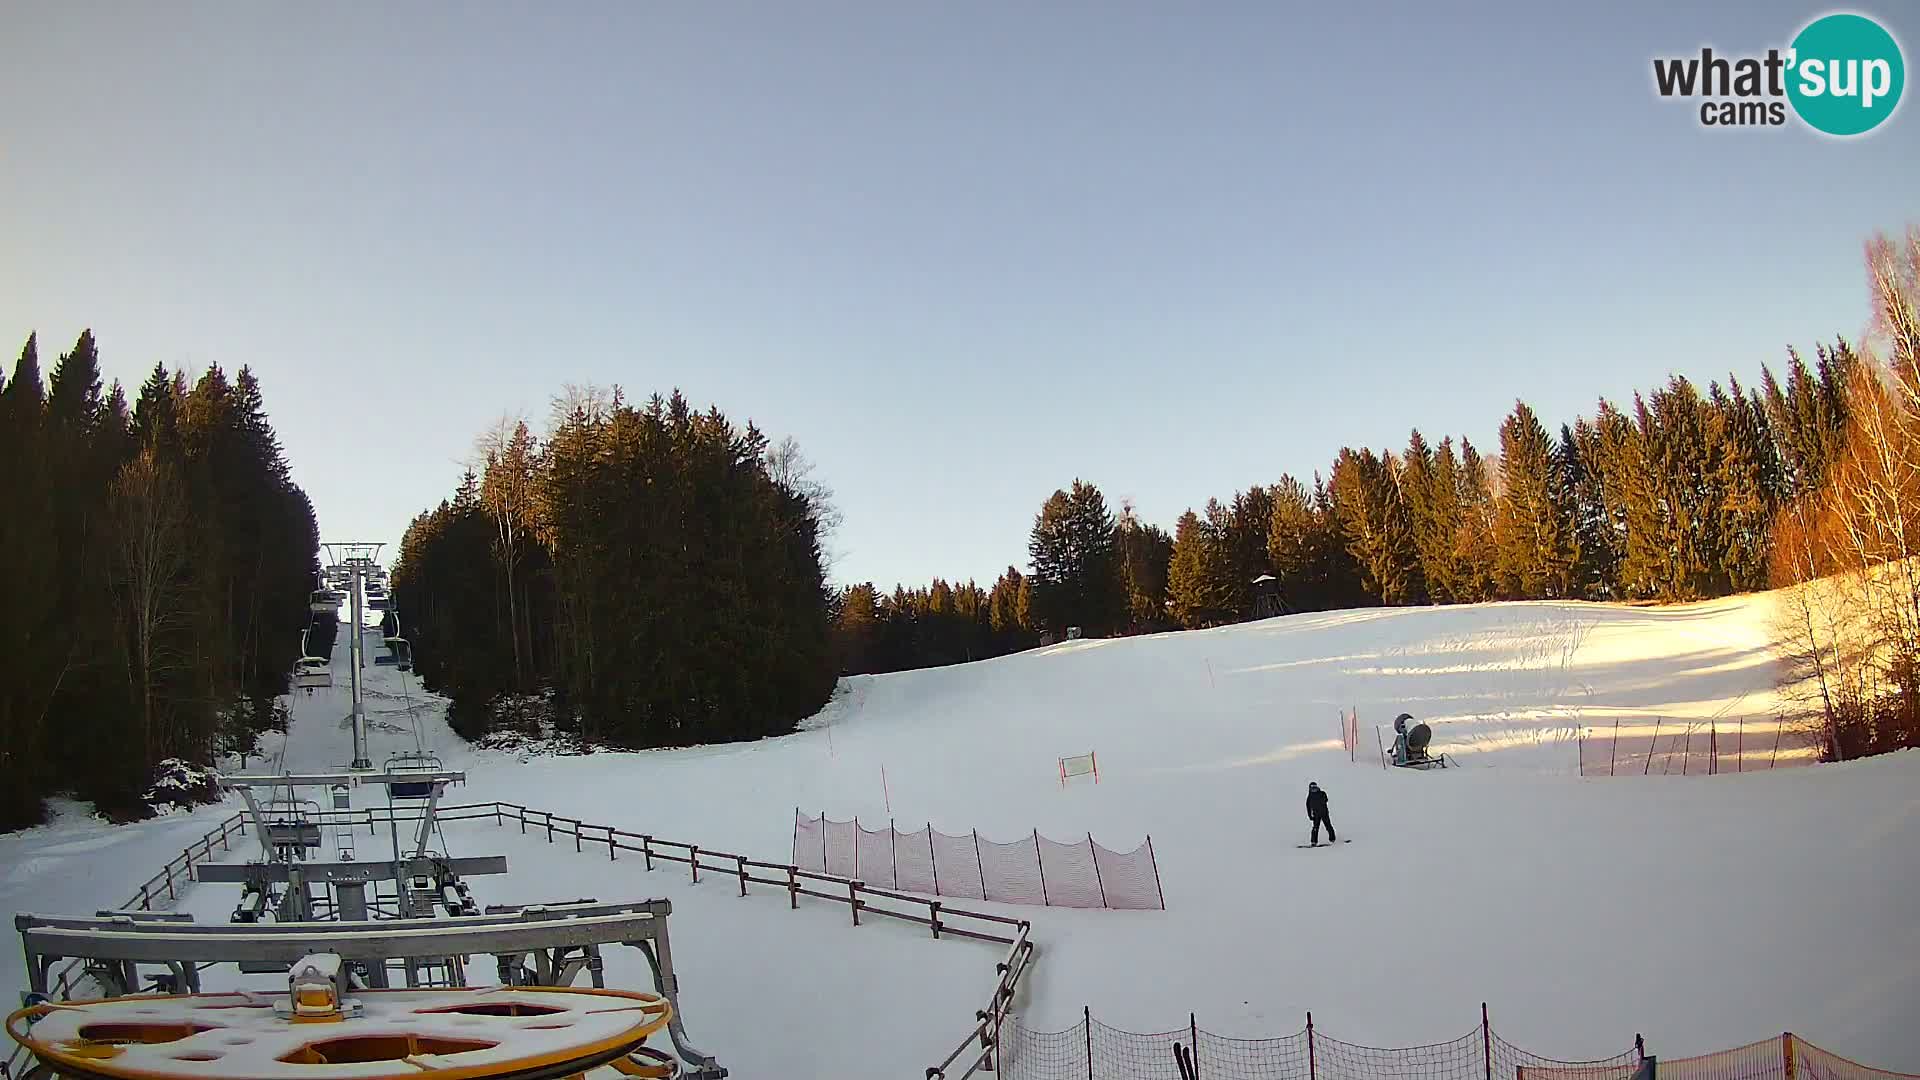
[{"x1": 1305, "y1": 782, "x2": 1335, "y2": 845}]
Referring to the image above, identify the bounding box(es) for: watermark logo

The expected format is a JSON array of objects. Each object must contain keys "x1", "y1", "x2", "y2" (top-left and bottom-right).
[{"x1": 1652, "y1": 11, "x2": 1904, "y2": 135}]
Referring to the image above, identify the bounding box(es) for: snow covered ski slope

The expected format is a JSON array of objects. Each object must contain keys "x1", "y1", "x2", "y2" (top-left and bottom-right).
[{"x1": 5, "y1": 591, "x2": 1918, "y2": 1079}]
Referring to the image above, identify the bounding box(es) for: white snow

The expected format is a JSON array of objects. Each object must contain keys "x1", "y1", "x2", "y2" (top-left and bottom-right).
[{"x1": 6, "y1": 590, "x2": 1919, "y2": 1080}]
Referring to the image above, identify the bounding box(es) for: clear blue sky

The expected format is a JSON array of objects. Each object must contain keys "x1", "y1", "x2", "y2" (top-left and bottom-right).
[{"x1": 3, "y1": 3, "x2": 1914, "y2": 589}]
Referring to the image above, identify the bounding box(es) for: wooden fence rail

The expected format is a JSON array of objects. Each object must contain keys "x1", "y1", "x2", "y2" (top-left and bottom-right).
[{"x1": 17, "y1": 798, "x2": 1038, "y2": 1080}]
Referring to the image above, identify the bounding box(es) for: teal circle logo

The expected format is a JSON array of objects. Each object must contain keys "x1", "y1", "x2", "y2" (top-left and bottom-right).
[{"x1": 1787, "y1": 13, "x2": 1905, "y2": 135}]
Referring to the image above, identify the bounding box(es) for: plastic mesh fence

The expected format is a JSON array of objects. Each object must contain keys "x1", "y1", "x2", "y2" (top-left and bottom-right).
[
  {"x1": 1094, "y1": 837, "x2": 1165, "y2": 910},
  {"x1": 855, "y1": 821, "x2": 895, "y2": 887},
  {"x1": 931, "y1": 827, "x2": 987, "y2": 900},
  {"x1": 1315, "y1": 1027, "x2": 1485, "y2": 1080},
  {"x1": 1497, "y1": 1030, "x2": 1641, "y2": 1080},
  {"x1": 1795, "y1": 1036, "x2": 1920, "y2": 1080},
  {"x1": 996, "y1": 1015, "x2": 1649, "y2": 1080},
  {"x1": 1656, "y1": 1037, "x2": 1789, "y2": 1080},
  {"x1": 823, "y1": 816, "x2": 857, "y2": 878},
  {"x1": 1090, "y1": 1018, "x2": 1190, "y2": 1080},
  {"x1": 1194, "y1": 1026, "x2": 1312, "y2": 1080},
  {"x1": 790, "y1": 812, "x2": 1163, "y2": 910},
  {"x1": 1001, "y1": 1017, "x2": 1089, "y2": 1080},
  {"x1": 1036, "y1": 834, "x2": 1106, "y2": 908},
  {"x1": 981, "y1": 832, "x2": 1048, "y2": 905},
  {"x1": 894, "y1": 824, "x2": 937, "y2": 893}
]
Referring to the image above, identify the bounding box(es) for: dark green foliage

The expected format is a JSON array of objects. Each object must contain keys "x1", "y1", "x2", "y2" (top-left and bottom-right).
[
  {"x1": 1167, "y1": 507, "x2": 1235, "y2": 628},
  {"x1": 396, "y1": 390, "x2": 838, "y2": 749},
  {"x1": 0, "y1": 333, "x2": 317, "y2": 830},
  {"x1": 831, "y1": 573, "x2": 1024, "y2": 674},
  {"x1": 1027, "y1": 479, "x2": 1124, "y2": 636},
  {"x1": 1493, "y1": 401, "x2": 1576, "y2": 599},
  {"x1": 1114, "y1": 502, "x2": 1174, "y2": 633},
  {"x1": 1328, "y1": 448, "x2": 1423, "y2": 605}
]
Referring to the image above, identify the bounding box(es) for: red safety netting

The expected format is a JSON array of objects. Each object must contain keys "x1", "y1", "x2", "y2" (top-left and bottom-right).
[
  {"x1": 979, "y1": 831, "x2": 1047, "y2": 905},
  {"x1": 1795, "y1": 1036, "x2": 1920, "y2": 1080},
  {"x1": 930, "y1": 827, "x2": 986, "y2": 900},
  {"x1": 791, "y1": 812, "x2": 1164, "y2": 910},
  {"x1": 1094, "y1": 837, "x2": 1166, "y2": 910},
  {"x1": 1656, "y1": 1037, "x2": 1790, "y2": 1080},
  {"x1": 893, "y1": 824, "x2": 937, "y2": 894},
  {"x1": 823, "y1": 815, "x2": 857, "y2": 878}
]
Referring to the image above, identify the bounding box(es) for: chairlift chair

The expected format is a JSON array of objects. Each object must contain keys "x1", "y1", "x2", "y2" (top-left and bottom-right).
[
  {"x1": 385, "y1": 752, "x2": 447, "y2": 799},
  {"x1": 261, "y1": 798, "x2": 324, "y2": 852},
  {"x1": 293, "y1": 657, "x2": 332, "y2": 693}
]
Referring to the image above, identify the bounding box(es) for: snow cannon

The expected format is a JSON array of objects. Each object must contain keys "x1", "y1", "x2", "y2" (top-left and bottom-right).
[
  {"x1": 1406, "y1": 722, "x2": 1432, "y2": 757},
  {"x1": 1390, "y1": 713, "x2": 1450, "y2": 770}
]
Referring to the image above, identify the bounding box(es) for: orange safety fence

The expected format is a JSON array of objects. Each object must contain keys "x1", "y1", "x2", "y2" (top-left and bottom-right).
[{"x1": 793, "y1": 810, "x2": 1164, "y2": 911}]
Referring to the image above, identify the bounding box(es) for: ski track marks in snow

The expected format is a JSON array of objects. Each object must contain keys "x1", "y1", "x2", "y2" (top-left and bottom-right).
[{"x1": 4, "y1": 598, "x2": 1920, "y2": 1078}]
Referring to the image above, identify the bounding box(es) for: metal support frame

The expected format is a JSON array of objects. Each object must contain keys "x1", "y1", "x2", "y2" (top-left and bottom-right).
[{"x1": 15, "y1": 899, "x2": 724, "y2": 1079}]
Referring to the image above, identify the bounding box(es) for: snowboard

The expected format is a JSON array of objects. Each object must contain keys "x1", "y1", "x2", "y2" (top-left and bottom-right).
[{"x1": 1297, "y1": 839, "x2": 1352, "y2": 848}]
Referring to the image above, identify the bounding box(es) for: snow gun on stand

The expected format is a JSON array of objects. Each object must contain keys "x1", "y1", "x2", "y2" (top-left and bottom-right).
[{"x1": 1390, "y1": 713, "x2": 1450, "y2": 769}]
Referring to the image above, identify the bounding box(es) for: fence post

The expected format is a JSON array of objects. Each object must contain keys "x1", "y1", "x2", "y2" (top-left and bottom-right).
[
  {"x1": 736, "y1": 855, "x2": 748, "y2": 897},
  {"x1": 1737, "y1": 717, "x2": 1744, "y2": 772},
  {"x1": 1772, "y1": 726, "x2": 1782, "y2": 768},
  {"x1": 139, "y1": 885, "x2": 150, "y2": 911},
  {"x1": 1578, "y1": 725, "x2": 1585, "y2": 777},
  {"x1": 792, "y1": 808, "x2": 800, "y2": 867},
  {"x1": 928, "y1": 824, "x2": 939, "y2": 895},
  {"x1": 690, "y1": 844, "x2": 700, "y2": 884},
  {"x1": 1191, "y1": 1012, "x2": 1200, "y2": 1078},
  {"x1": 495, "y1": 803, "x2": 502, "y2": 827},
  {"x1": 1307, "y1": 1011, "x2": 1317, "y2": 1080},
  {"x1": 1610, "y1": 718, "x2": 1619, "y2": 776},
  {"x1": 890, "y1": 818, "x2": 898, "y2": 888},
  {"x1": 544, "y1": 812, "x2": 553, "y2": 844},
  {"x1": 573, "y1": 819, "x2": 582, "y2": 853},
  {"x1": 1482, "y1": 1003, "x2": 1493, "y2": 1080},
  {"x1": 975, "y1": 830, "x2": 988, "y2": 901},
  {"x1": 1034, "y1": 829, "x2": 1049, "y2": 906},
  {"x1": 848, "y1": 880, "x2": 861, "y2": 926},
  {"x1": 1783, "y1": 1033, "x2": 1796, "y2": 1080},
  {"x1": 821, "y1": 810, "x2": 828, "y2": 872},
  {"x1": 929, "y1": 900, "x2": 942, "y2": 940},
  {"x1": 1147, "y1": 835, "x2": 1166, "y2": 910},
  {"x1": 608, "y1": 826, "x2": 616, "y2": 861},
  {"x1": 1088, "y1": 833, "x2": 1108, "y2": 908},
  {"x1": 854, "y1": 816, "x2": 860, "y2": 880},
  {"x1": 1375, "y1": 724, "x2": 1387, "y2": 770},
  {"x1": 1644, "y1": 718, "x2": 1661, "y2": 775},
  {"x1": 1682, "y1": 725, "x2": 1692, "y2": 776},
  {"x1": 642, "y1": 835, "x2": 653, "y2": 871},
  {"x1": 1084, "y1": 1006, "x2": 1094, "y2": 1080}
]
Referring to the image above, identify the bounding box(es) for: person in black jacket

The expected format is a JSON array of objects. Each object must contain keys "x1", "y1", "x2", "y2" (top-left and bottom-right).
[{"x1": 1305, "y1": 782, "x2": 1335, "y2": 845}]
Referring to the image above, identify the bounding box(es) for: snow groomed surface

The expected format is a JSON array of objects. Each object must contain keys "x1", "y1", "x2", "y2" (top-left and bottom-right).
[{"x1": 4, "y1": 591, "x2": 1918, "y2": 1079}]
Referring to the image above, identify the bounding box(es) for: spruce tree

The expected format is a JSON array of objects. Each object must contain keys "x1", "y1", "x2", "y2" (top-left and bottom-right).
[
  {"x1": 1167, "y1": 509, "x2": 1234, "y2": 628},
  {"x1": 1492, "y1": 401, "x2": 1576, "y2": 599},
  {"x1": 1027, "y1": 480, "x2": 1122, "y2": 636}
]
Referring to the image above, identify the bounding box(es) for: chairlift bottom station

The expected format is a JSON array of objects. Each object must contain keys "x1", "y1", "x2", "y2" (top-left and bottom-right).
[{"x1": 6, "y1": 547, "x2": 728, "y2": 1080}]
